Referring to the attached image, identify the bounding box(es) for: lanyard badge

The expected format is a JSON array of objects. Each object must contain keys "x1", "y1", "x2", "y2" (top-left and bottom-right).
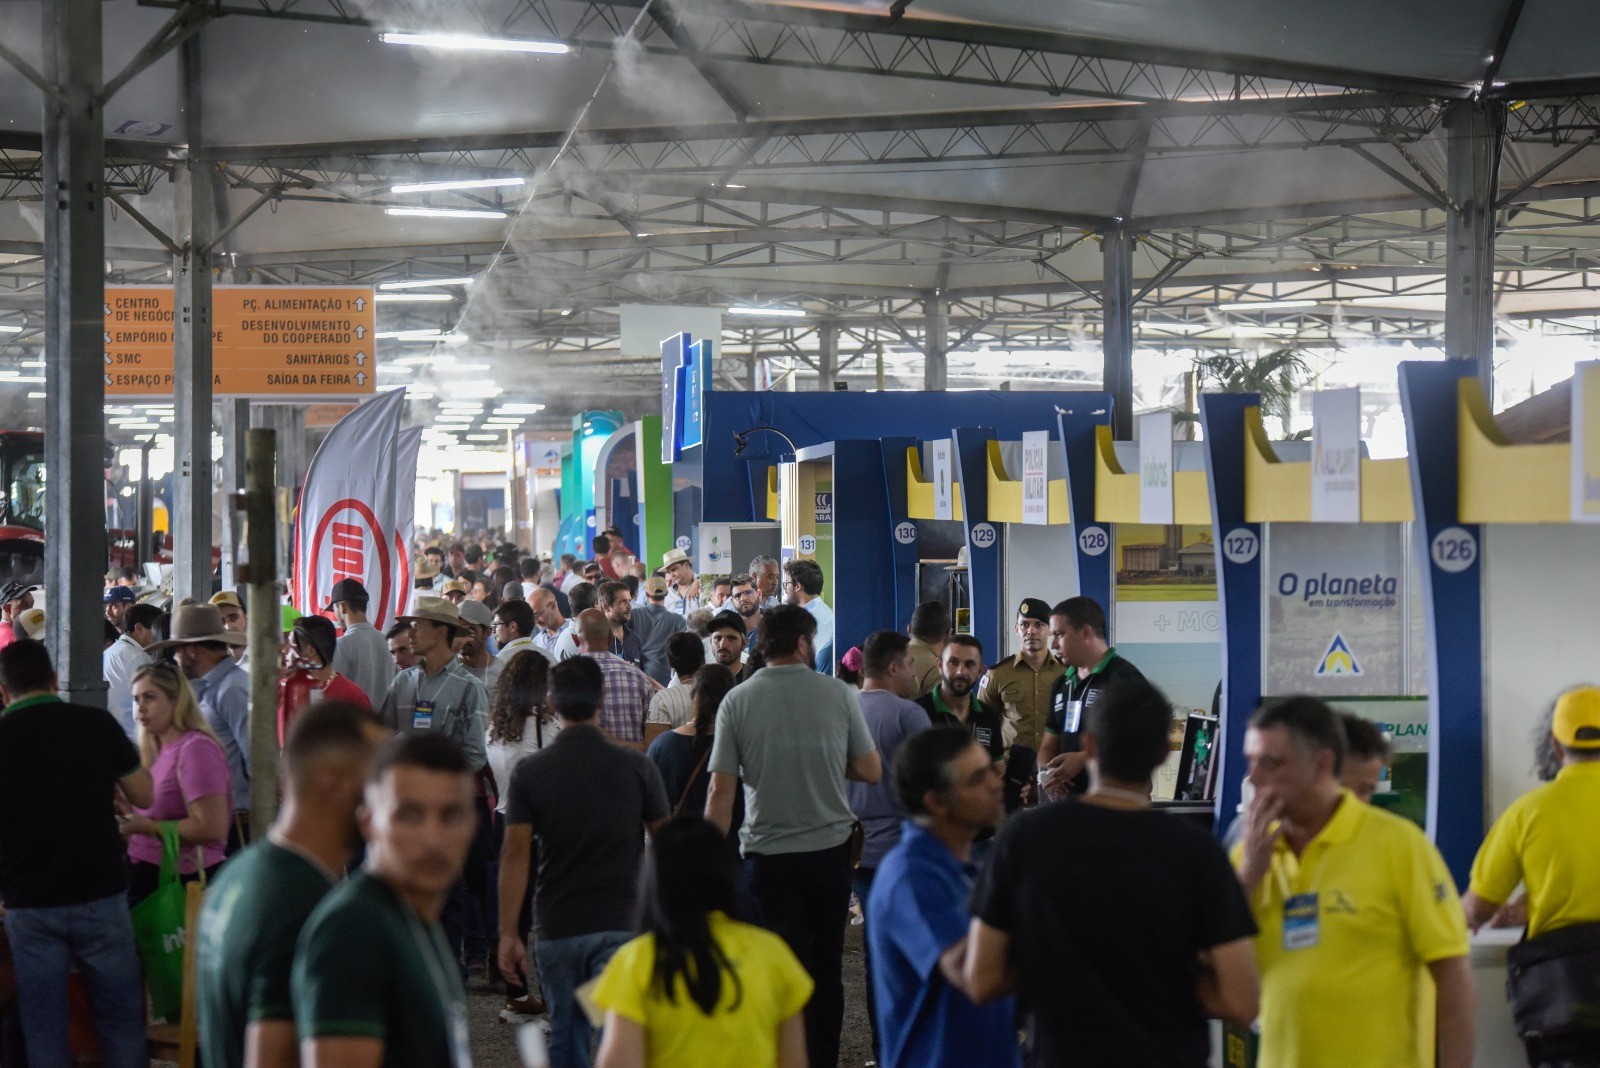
[
  {"x1": 413, "y1": 700, "x2": 435, "y2": 731},
  {"x1": 1283, "y1": 892, "x2": 1320, "y2": 950}
]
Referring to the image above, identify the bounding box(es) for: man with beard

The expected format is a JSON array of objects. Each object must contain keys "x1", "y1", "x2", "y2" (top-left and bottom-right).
[
  {"x1": 784, "y1": 558, "x2": 834, "y2": 673},
  {"x1": 706, "y1": 612, "x2": 753, "y2": 683},
  {"x1": 597, "y1": 579, "x2": 645, "y2": 670},
  {"x1": 197, "y1": 703, "x2": 380, "y2": 1068},
  {"x1": 917, "y1": 635, "x2": 1007, "y2": 770},
  {"x1": 727, "y1": 572, "x2": 765, "y2": 652}
]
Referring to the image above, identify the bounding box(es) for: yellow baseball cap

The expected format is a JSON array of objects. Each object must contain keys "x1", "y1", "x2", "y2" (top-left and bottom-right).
[
  {"x1": 209, "y1": 590, "x2": 243, "y2": 610},
  {"x1": 1553, "y1": 686, "x2": 1600, "y2": 749}
]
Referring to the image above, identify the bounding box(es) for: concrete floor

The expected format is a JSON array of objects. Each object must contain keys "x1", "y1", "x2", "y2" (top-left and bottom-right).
[{"x1": 465, "y1": 922, "x2": 876, "y2": 1067}]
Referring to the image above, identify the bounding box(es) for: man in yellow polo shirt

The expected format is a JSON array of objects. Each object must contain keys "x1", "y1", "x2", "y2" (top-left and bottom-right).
[
  {"x1": 1234, "y1": 696, "x2": 1474, "y2": 1068},
  {"x1": 1463, "y1": 685, "x2": 1600, "y2": 939}
]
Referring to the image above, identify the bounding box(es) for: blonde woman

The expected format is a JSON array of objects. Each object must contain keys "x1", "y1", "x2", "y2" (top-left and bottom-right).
[{"x1": 120, "y1": 661, "x2": 231, "y2": 905}]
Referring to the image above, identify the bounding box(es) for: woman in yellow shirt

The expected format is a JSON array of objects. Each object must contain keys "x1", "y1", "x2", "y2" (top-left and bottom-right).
[{"x1": 593, "y1": 815, "x2": 812, "y2": 1068}]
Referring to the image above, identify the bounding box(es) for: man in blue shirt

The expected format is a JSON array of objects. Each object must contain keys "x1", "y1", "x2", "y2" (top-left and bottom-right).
[{"x1": 868, "y1": 727, "x2": 1017, "y2": 1068}]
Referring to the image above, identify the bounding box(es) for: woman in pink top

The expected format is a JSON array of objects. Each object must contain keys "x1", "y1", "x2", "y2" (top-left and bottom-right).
[{"x1": 120, "y1": 661, "x2": 232, "y2": 905}]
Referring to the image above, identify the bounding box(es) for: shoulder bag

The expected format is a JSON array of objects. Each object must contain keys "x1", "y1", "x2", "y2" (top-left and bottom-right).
[{"x1": 1505, "y1": 920, "x2": 1600, "y2": 1065}]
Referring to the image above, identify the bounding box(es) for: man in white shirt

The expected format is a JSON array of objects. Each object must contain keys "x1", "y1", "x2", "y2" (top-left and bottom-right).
[
  {"x1": 785, "y1": 558, "x2": 836, "y2": 673},
  {"x1": 102, "y1": 602, "x2": 161, "y2": 738},
  {"x1": 656, "y1": 548, "x2": 700, "y2": 617},
  {"x1": 327, "y1": 578, "x2": 396, "y2": 708},
  {"x1": 529, "y1": 587, "x2": 578, "y2": 661}
]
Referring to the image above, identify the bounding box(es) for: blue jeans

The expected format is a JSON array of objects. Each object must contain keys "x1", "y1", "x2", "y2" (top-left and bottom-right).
[
  {"x1": 535, "y1": 930, "x2": 630, "y2": 1068},
  {"x1": 3, "y1": 893, "x2": 148, "y2": 1068}
]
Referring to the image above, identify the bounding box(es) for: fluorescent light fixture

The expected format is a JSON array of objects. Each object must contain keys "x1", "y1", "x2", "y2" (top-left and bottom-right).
[
  {"x1": 26, "y1": 391, "x2": 44, "y2": 399},
  {"x1": 496, "y1": 402, "x2": 546, "y2": 414},
  {"x1": 374, "y1": 293, "x2": 453, "y2": 303},
  {"x1": 376, "y1": 329, "x2": 446, "y2": 340},
  {"x1": 390, "y1": 179, "x2": 523, "y2": 195},
  {"x1": 1216, "y1": 299, "x2": 1318, "y2": 312},
  {"x1": 465, "y1": 433, "x2": 503, "y2": 442},
  {"x1": 385, "y1": 207, "x2": 508, "y2": 220},
  {"x1": 0, "y1": 374, "x2": 43, "y2": 383},
  {"x1": 442, "y1": 383, "x2": 501, "y2": 398},
  {"x1": 379, "y1": 365, "x2": 416, "y2": 374},
  {"x1": 380, "y1": 31, "x2": 570, "y2": 55},
  {"x1": 439, "y1": 402, "x2": 483, "y2": 410},
  {"x1": 451, "y1": 362, "x2": 491, "y2": 371},
  {"x1": 0, "y1": 325, "x2": 23, "y2": 334},
  {"x1": 19, "y1": 359, "x2": 43, "y2": 368},
  {"x1": 407, "y1": 388, "x2": 436, "y2": 399},
  {"x1": 728, "y1": 306, "x2": 805, "y2": 318},
  {"x1": 378, "y1": 276, "x2": 478, "y2": 289},
  {"x1": 483, "y1": 418, "x2": 524, "y2": 425}
]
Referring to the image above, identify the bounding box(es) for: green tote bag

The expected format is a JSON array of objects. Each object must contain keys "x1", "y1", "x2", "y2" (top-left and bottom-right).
[{"x1": 130, "y1": 822, "x2": 188, "y2": 1023}]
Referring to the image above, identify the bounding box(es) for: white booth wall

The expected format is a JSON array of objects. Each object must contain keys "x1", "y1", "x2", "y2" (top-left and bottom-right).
[{"x1": 1482, "y1": 523, "x2": 1600, "y2": 817}]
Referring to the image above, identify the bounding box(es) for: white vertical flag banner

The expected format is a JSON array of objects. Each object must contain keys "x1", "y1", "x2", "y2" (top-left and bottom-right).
[
  {"x1": 391, "y1": 426, "x2": 423, "y2": 618},
  {"x1": 931, "y1": 439, "x2": 954, "y2": 520},
  {"x1": 293, "y1": 389, "x2": 407, "y2": 629},
  {"x1": 1311, "y1": 387, "x2": 1363, "y2": 523},
  {"x1": 1138, "y1": 411, "x2": 1175, "y2": 524},
  {"x1": 1021, "y1": 430, "x2": 1049, "y2": 525}
]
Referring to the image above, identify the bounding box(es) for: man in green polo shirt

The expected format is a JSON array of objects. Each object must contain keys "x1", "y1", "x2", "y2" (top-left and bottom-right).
[
  {"x1": 292, "y1": 732, "x2": 479, "y2": 1067},
  {"x1": 1037, "y1": 597, "x2": 1146, "y2": 800},
  {"x1": 197, "y1": 701, "x2": 379, "y2": 1068},
  {"x1": 917, "y1": 634, "x2": 1007, "y2": 768}
]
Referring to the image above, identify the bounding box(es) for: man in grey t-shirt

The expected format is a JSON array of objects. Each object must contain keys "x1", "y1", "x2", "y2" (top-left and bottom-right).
[{"x1": 706, "y1": 605, "x2": 880, "y2": 1068}]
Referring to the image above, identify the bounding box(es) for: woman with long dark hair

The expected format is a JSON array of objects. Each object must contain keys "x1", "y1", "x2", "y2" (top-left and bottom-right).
[
  {"x1": 592, "y1": 815, "x2": 810, "y2": 1068},
  {"x1": 485, "y1": 650, "x2": 557, "y2": 1023},
  {"x1": 645, "y1": 665, "x2": 742, "y2": 846}
]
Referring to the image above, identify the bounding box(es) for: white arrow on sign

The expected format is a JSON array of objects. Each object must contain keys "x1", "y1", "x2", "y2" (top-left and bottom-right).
[
  {"x1": 103, "y1": 373, "x2": 111, "y2": 385},
  {"x1": 103, "y1": 331, "x2": 111, "y2": 343},
  {"x1": 354, "y1": 325, "x2": 366, "y2": 339},
  {"x1": 102, "y1": 303, "x2": 110, "y2": 315},
  {"x1": 354, "y1": 351, "x2": 367, "y2": 366},
  {"x1": 103, "y1": 353, "x2": 111, "y2": 365},
  {"x1": 354, "y1": 370, "x2": 367, "y2": 386},
  {"x1": 352, "y1": 297, "x2": 366, "y2": 312}
]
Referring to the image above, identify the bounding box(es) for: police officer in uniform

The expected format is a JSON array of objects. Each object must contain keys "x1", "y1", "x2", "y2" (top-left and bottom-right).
[
  {"x1": 1037, "y1": 596, "x2": 1146, "y2": 800},
  {"x1": 975, "y1": 598, "x2": 1065, "y2": 755}
]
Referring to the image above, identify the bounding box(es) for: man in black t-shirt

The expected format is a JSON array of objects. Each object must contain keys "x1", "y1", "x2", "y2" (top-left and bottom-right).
[
  {"x1": 497, "y1": 657, "x2": 669, "y2": 1068},
  {"x1": 0, "y1": 640, "x2": 153, "y2": 1068},
  {"x1": 963, "y1": 676, "x2": 1259, "y2": 1067},
  {"x1": 1037, "y1": 596, "x2": 1146, "y2": 799}
]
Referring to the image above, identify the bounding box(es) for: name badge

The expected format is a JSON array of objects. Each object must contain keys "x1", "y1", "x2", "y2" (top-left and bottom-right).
[
  {"x1": 1063, "y1": 699, "x2": 1084, "y2": 733},
  {"x1": 1283, "y1": 892, "x2": 1320, "y2": 951},
  {"x1": 413, "y1": 700, "x2": 435, "y2": 731}
]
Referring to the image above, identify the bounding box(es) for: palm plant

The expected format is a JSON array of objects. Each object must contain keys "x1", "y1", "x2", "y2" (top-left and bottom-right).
[{"x1": 1192, "y1": 347, "x2": 1310, "y2": 433}]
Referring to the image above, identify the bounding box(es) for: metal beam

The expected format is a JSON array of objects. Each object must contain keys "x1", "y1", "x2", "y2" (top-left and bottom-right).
[
  {"x1": 172, "y1": 37, "x2": 214, "y2": 601},
  {"x1": 42, "y1": 0, "x2": 109, "y2": 704},
  {"x1": 1444, "y1": 101, "x2": 1503, "y2": 387},
  {"x1": 138, "y1": 0, "x2": 1472, "y2": 100},
  {"x1": 1102, "y1": 226, "x2": 1135, "y2": 435},
  {"x1": 816, "y1": 320, "x2": 837, "y2": 391},
  {"x1": 924, "y1": 297, "x2": 948, "y2": 390}
]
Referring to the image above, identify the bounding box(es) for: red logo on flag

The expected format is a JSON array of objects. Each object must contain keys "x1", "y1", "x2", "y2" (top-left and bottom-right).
[{"x1": 306, "y1": 498, "x2": 393, "y2": 629}]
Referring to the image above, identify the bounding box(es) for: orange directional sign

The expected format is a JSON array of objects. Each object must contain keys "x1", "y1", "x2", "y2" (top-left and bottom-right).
[{"x1": 104, "y1": 286, "x2": 378, "y2": 397}]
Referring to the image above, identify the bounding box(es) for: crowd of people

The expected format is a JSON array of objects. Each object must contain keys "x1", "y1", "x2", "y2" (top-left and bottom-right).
[{"x1": 0, "y1": 526, "x2": 1597, "y2": 1068}]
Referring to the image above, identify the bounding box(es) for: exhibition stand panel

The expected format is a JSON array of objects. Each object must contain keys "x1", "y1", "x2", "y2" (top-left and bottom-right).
[
  {"x1": 1241, "y1": 407, "x2": 1414, "y2": 523},
  {"x1": 781, "y1": 441, "x2": 905, "y2": 672},
  {"x1": 983, "y1": 434, "x2": 1077, "y2": 659},
  {"x1": 1457, "y1": 377, "x2": 1567, "y2": 523}
]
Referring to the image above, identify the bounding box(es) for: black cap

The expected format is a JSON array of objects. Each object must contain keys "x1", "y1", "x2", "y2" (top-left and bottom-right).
[
  {"x1": 324, "y1": 577, "x2": 368, "y2": 610},
  {"x1": 0, "y1": 582, "x2": 37, "y2": 606},
  {"x1": 1017, "y1": 597, "x2": 1052, "y2": 623}
]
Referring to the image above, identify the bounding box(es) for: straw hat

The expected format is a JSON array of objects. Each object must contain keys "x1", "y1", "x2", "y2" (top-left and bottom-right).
[
  {"x1": 397, "y1": 595, "x2": 467, "y2": 634},
  {"x1": 656, "y1": 548, "x2": 692, "y2": 574},
  {"x1": 14, "y1": 607, "x2": 44, "y2": 639},
  {"x1": 148, "y1": 604, "x2": 247, "y2": 653}
]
